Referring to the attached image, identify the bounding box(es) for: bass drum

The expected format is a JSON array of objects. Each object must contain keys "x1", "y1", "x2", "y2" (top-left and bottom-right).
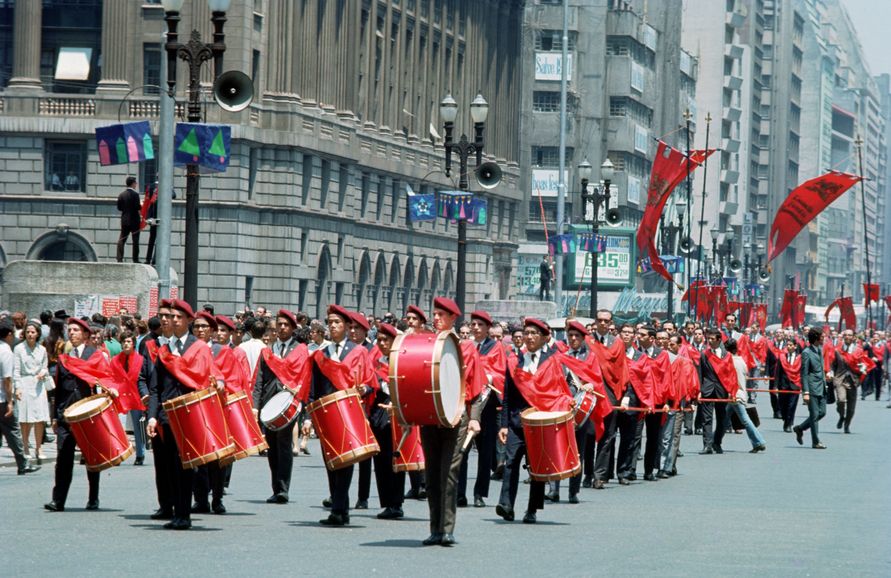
[{"x1": 389, "y1": 331, "x2": 465, "y2": 427}]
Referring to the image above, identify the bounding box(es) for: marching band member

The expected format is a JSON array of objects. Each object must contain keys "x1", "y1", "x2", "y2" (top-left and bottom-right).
[
  {"x1": 615, "y1": 324, "x2": 645, "y2": 484},
  {"x1": 699, "y1": 328, "x2": 738, "y2": 455},
  {"x1": 401, "y1": 306, "x2": 429, "y2": 499},
  {"x1": 350, "y1": 310, "x2": 376, "y2": 511},
  {"x1": 772, "y1": 339, "x2": 802, "y2": 433}
]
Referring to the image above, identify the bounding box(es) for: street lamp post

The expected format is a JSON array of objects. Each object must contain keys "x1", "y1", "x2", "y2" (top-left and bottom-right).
[
  {"x1": 440, "y1": 93, "x2": 489, "y2": 317},
  {"x1": 710, "y1": 226, "x2": 720, "y2": 279},
  {"x1": 162, "y1": 0, "x2": 231, "y2": 307},
  {"x1": 660, "y1": 200, "x2": 685, "y2": 324},
  {"x1": 578, "y1": 159, "x2": 613, "y2": 317}
]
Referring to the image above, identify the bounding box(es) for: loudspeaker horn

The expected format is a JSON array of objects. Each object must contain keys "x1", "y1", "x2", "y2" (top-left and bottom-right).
[
  {"x1": 758, "y1": 268, "x2": 770, "y2": 282},
  {"x1": 475, "y1": 162, "x2": 502, "y2": 189},
  {"x1": 729, "y1": 259, "x2": 743, "y2": 273},
  {"x1": 213, "y1": 71, "x2": 254, "y2": 112},
  {"x1": 605, "y1": 208, "x2": 622, "y2": 226},
  {"x1": 678, "y1": 236, "x2": 695, "y2": 255}
]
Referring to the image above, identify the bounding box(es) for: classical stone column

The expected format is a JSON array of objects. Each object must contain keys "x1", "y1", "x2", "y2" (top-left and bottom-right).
[
  {"x1": 7, "y1": 0, "x2": 42, "y2": 91},
  {"x1": 97, "y1": 0, "x2": 131, "y2": 92}
]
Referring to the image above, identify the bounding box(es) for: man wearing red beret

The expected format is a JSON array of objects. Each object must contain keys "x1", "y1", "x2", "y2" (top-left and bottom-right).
[
  {"x1": 405, "y1": 306, "x2": 430, "y2": 335},
  {"x1": 44, "y1": 317, "x2": 101, "y2": 513},
  {"x1": 418, "y1": 297, "x2": 483, "y2": 546},
  {"x1": 215, "y1": 315, "x2": 251, "y2": 383}
]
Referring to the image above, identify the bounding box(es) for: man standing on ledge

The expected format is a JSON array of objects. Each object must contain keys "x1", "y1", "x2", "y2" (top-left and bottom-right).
[
  {"x1": 116, "y1": 176, "x2": 142, "y2": 263},
  {"x1": 793, "y1": 327, "x2": 828, "y2": 449}
]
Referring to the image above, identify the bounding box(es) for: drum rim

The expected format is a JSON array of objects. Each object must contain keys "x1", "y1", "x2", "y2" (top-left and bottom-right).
[
  {"x1": 84, "y1": 444, "x2": 135, "y2": 472},
  {"x1": 324, "y1": 442, "x2": 380, "y2": 470},
  {"x1": 520, "y1": 407, "x2": 575, "y2": 426},
  {"x1": 388, "y1": 333, "x2": 409, "y2": 426},
  {"x1": 63, "y1": 393, "x2": 113, "y2": 422},
  {"x1": 528, "y1": 464, "x2": 582, "y2": 482},
  {"x1": 574, "y1": 391, "x2": 596, "y2": 424},
  {"x1": 433, "y1": 332, "x2": 466, "y2": 427},
  {"x1": 307, "y1": 388, "x2": 359, "y2": 414},
  {"x1": 225, "y1": 390, "x2": 249, "y2": 404},
  {"x1": 181, "y1": 443, "x2": 237, "y2": 469},
  {"x1": 259, "y1": 390, "x2": 301, "y2": 426},
  {"x1": 162, "y1": 386, "x2": 217, "y2": 411}
]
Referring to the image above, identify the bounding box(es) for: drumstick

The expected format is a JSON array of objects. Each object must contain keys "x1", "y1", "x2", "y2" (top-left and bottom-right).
[
  {"x1": 393, "y1": 428, "x2": 412, "y2": 457},
  {"x1": 697, "y1": 398, "x2": 738, "y2": 403},
  {"x1": 748, "y1": 389, "x2": 803, "y2": 394},
  {"x1": 746, "y1": 377, "x2": 774, "y2": 381},
  {"x1": 462, "y1": 430, "x2": 477, "y2": 453}
]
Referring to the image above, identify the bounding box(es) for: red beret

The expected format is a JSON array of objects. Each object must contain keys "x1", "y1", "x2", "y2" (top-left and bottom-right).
[
  {"x1": 524, "y1": 317, "x2": 550, "y2": 336},
  {"x1": 277, "y1": 309, "x2": 298, "y2": 327},
  {"x1": 171, "y1": 299, "x2": 195, "y2": 318},
  {"x1": 406, "y1": 305, "x2": 427, "y2": 324},
  {"x1": 215, "y1": 315, "x2": 236, "y2": 331},
  {"x1": 470, "y1": 310, "x2": 493, "y2": 326},
  {"x1": 349, "y1": 311, "x2": 370, "y2": 332},
  {"x1": 327, "y1": 304, "x2": 351, "y2": 322},
  {"x1": 67, "y1": 317, "x2": 91, "y2": 333},
  {"x1": 433, "y1": 297, "x2": 461, "y2": 317},
  {"x1": 195, "y1": 311, "x2": 217, "y2": 330},
  {"x1": 159, "y1": 298, "x2": 173, "y2": 309},
  {"x1": 377, "y1": 322, "x2": 398, "y2": 338},
  {"x1": 566, "y1": 320, "x2": 588, "y2": 336}
]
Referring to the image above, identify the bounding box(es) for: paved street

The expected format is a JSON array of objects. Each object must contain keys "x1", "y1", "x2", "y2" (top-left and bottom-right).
[{"x1": 3, "y1": 397, "x2": 890, "y2": 577}]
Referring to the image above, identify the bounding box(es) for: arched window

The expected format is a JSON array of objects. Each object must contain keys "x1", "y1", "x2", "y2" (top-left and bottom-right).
[
  {"x1": 373, "y1": 252, "x2": 387, "y2": 315},
  {"x1": 26, "y1": 226, "x2": 97, "y2": 262},
  {"x1": 387, "y1": 254, "x2": 401, "y2": 313},
  {"x1": 402, "y1": 257, "x2": 414, "y2": 312},
  {"x1": 316, "y1": 245, "x2": 333, "y2": 319},
  {"x1": 355, "y1": 250, "x2": 372, "y2": 311}
]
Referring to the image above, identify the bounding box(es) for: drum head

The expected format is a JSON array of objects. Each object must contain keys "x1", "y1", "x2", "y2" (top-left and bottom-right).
[
  {"x1": 438, "y1": 335, "x2": 463, "y2": 423},
  {"x1": 259, "y1": 390, "x2": 293, "y2": 421},
  {"x1": 526, "y1": 410, "x2": 566, "y2": 421},
  {"x1": 65, "y1": 396, "x2": 109, "y2": 419}
]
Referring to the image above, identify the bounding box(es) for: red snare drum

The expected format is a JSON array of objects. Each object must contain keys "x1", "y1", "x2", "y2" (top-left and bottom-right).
[
  {"x1": 308, "y1": 389, "x2": 379, "y2": 471},
  {"x1": 389, "y1": 409, "x2": 425, "y2": 473},
  {"x1": 163, "y1": 388, "x2": 235, "y2": 469},
  {"x1": 220, "y1": 391, "x2": 268, "y2": 466},
  {"x1": 259, "y1": 390, "x2": 302, "y2": 431},
  {"x1": 389, "y1": 331, "x2": 465, "y2": 427},
  {"x1": 520, "y1": 409, "x2": 581, "y2": 482},
  {"x1": 573, "y1": 390, "x2": 597, "y2": 429},
  {"x1": 63, "y1": 394, "x2": 133, "y2": 472}
]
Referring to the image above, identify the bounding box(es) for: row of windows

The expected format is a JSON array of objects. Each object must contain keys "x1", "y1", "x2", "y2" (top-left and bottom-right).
[
  {"x1": 534, "y1": 30, "x2": 578, "y2": 51},
  {"x1": 532, "y1": 146, "x2": 574, "y2": 167},
  {"x1": 608, "y1": 96, "x2": 653, "y2": 125},
  {"x1": 605, "y1": 36, "x2": 655, "y2": 69}
]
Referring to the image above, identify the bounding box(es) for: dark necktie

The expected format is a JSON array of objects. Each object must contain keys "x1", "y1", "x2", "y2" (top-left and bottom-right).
[
  {"x1": 335, "y1": 343, "x2": 341, "y2": 358},
  {"x1": 177, "y1": 339, "x2": 184, "y2": 355},
  {"x1": 477, "y1": 342, "x2": 482, "y2": 352},
  {"x1": 599, "y1": 335, "x2": 605, "y2": 345}
]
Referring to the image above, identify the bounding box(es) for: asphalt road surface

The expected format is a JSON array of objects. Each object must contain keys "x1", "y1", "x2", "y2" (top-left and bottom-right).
[{"x1": 2, "y1": 395, "x2": 890, "y2": 577}]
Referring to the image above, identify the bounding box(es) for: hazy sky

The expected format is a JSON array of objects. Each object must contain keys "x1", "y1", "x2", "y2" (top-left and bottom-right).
[{"x1": 841, "y1": 0, "x2": 891, "y2": 78}]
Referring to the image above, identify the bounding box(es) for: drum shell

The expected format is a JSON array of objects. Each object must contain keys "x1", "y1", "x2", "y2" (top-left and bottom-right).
[
  {"x1": 520, "y1": 409, "x2": 581, "y2": 482},
  {"x1": 63, "y1": 393, "x2": 134, "y2": 472},
  {"x1": 573, "y1": 391, "x2": 597, "y2": 429},
  {"x1": 389, "y1": 332, "x2": 465, "y2": 427},
  {"x1": 220, "y1": 390, "x2": 268, "y2": 466},
  {"x1": 389, "y1": 408, "x2": 425, "y2": 472},
  {"x1": 259, "y1": 390, "x2": 303, "y2": 431},
  {"x1": 163, "y1": 388, "x2": 236, "y2": 469},
  {"x1": 308, "y1": 389, "x2": 379, "y2": 471}
]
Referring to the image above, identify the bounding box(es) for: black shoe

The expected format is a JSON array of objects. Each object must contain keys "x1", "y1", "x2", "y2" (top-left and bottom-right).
[
  {"x1": 416, "y1": 488, "x2": 427, "y2": 499},
  {"x1": 301, "y1": 447, "x2": 310, "y2": 455},
  {"x1": 163, "y1": 518, "x2": 192, "y2": 530},
  {"x1": 522, "y1": 511, "x2": 537, "y2": 524},
  {"x1": 656, "y1": 470, "x2": 669, "y2": 479},
  {"x1": 677, "y1": 451, "x2": 684, "y2": 457},
  {"x1": 749, "y1": 444, "x2": 766, "y2": 453},
  {"x1": 643, "y1": 473, "x2": 657, "y2": 481},
  {"x1": 440, "y1": 533, "x2": 457, "y2": 546},
  {"x1": 783, "y1": 426, "x2": 792, "y2": 433},
  {"x1": 836, "y1": 417, "x2": 844, "y2": 429},
  {"x1": 618, "y1": 478, "x2": 631, "y2": 486},
  {"x1": 545, "y1": 491, "x2": 559, "y2": 503},
  {"x1": 490, "y1": 471, "x2": 503, "y2": 481},
  {"x1": 684, "y1": 428, "x2": 693, "y2": 435},
  {"x1": 670, "y1": 468, "x2": 678, "y2": 476},
  {"x1": 422, "y1": 533, "x2": 443, "y2": 546},
  {"x1": 494, "y1": 462, "x2": 505, "y2": 477},
  {"x1": 495, "y1": 503, "x2": 515, "y2": 521},
  {"x1": 44, "y1": 501, "x2": 64, "y2": 512},
  {"x1": 319, "y1": 513, "x2": 349, "y2": 526},
  {"x1": 582, "y1": 477, "x2": 593, "y2": 489},
  {"x1": 473, "y1": 496, "x2": 485, "y2": 508},
  {"x1": 134, "y1": 456, "x2": 144, "y2": 466},
  {"x1": 773, "y1": 412, "x2": 782, "y2": 419},
  {"x1": 150, "y1": 509, "x2": 173, "y2": 520},
  {"x1": 593, "y1": 479, "x2": 605, "y2": 489},
  {"x1": 793, "y1": 426, "x2": 804, "y2": 446},
  {"x1": 844, "y1": 427, "x2": 851, "y2": 434},
  {"x1": 18, "y1": 465, "x2": 40, "y2": 475},
  {"x1": 404, "y1": 488, "x2": 419, "y2": 500},
  {"x1": 377, "y1": 507, "x2": 404, "y2": 520},
  {"x1": 191, "y1": 502, "x2": 210, "y2": 514},
  {"x1": 456, "y1": 496, "x2": 468, "y2": 508},
  {"x1": 714, "y1": 446, "x2": 723, "y2": 454},
  {"x1": 85, "y1": 500, "x2": 99, "y2": 511},
  {"x1": 43, "y1": 431, "x2": 55, "y2": 443},
  {"x1": 568, "y1": 493, "x2": 579, "y2": 504},
  {"x1": 355, "y1": 499, "x2": 368, "y2": 510},
  {"x1": 699, "y1": 447, "x2": 714, "y2": 455},
  {"x1": 266, "y1": 494, "x2": 288, "y2": 504},
  {"x1": 627, "y1": 474, "x2": 637, "y2": 481},
  {"x1": 694, "y1": 428, "x2": 703, "y2": 435},
  {"x1": 322, "y1": 497, "x2": 333, "y2": 508},
  {"x1": 812, "y1": 442, "x2": 827, "y2": 449},
  {"x1": 212, "y1": 501, "x2": 226, "y2": 515}
]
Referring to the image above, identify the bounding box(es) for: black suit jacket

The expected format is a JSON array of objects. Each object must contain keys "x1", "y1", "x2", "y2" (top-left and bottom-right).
[
  {"x1": 253, "y1": 338, "x2": 301, "y2": 409},
  {"x1": 117, "y1": 187, "x2": 142, "y2": 232},
  {"x1": 148, "y1": 334, "x2": 200, "y2": 424},
  {"x1": 500, "y1": 346, "x2": 558, "y2": 430},
  {"x1": 309, "y1": 340, "x2": 358, "y2": 403},
  {"x1": 55, "y1": 345, "x2": 98, "y2": 422},
  {"x1": 699, "y1": 347, "x2": 729, "y2": 398}
]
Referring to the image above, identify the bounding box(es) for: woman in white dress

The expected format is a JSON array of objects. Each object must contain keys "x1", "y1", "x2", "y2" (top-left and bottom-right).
[{"x1": 13, "y1": 321, "x2": 51, "y2": 460}]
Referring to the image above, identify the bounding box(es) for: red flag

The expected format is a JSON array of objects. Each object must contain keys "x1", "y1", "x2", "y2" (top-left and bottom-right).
[
  {"x1": 780, "y1": 290, "x2": 798, "y2": 327},
  {"x1": 139, "y1": 186, "x2": 157, "y2": 231},
  {"x1": 712, "y1": 286, "x2": 729, "y2": 327},
  {"x1": 863, "y1": 283, "x2": 880, "y2": 306},
  {"x1": 752, "y1": 304, "x2": 767, "y2": 332},
  {"x1": 884, "y1": 295, "x2": 891, "y2": 311},
  {"x1": 108, "y1": 351, "x2": 147, "y2": 413},
  {"x1": 794, "y1": 294, "x2": 807, "y2": 329},
  {"x1": 739, "y1": 302, "x2": 753, "y2": 329},
  {"x1": 158, "y1": 343, "x2": 218, "y2": 391},
  {"x1": 510, "y1": 355, "x2": 574, "y2": 413},
  {"x1": 767, "y1": 172, "x2": 861, "y2": 262},
  {"x1": 839, "y1": 296, "x2": 857, "y2": 331},
  {"x1": 637, "y1": 142, "x2": 707, "y2": 284}
]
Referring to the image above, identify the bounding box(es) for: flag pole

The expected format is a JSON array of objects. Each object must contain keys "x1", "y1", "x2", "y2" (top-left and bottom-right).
[
  {"x1": 684, "y1": 108, "x2": 693, "y2": 319},
  {"x1": 693, "y1": 113, "x2": 712, "y2": 324},
  {"x1": 855, "y1": 135, "x2": 872, "y2": 332}
]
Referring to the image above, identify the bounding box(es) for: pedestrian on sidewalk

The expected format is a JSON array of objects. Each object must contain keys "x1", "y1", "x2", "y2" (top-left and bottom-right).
[{"x1": 0, "y1": 322, "x2": 40, "y2": 475}]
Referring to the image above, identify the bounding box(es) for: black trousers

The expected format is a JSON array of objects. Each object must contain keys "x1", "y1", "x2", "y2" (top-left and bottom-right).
[
  {"x1": 152, "y1": 425, "x2": 174, "y2": 513},
  {"x1": 264, "y1": 421, "x2": 294, "y2": 497},
  {"x1": 420, "y1": 413, "x2": 468, "y2": 535},
  {"x1": 699, "y1": 401, "x2": 728, "y2": 450},
  {"x1": 370, "y1": 422, "x2": 405, "y2": 509},
  {"x1": 116, "y1": 226, "x2": 140, "y2": 263},
  {"x1": 778, "y1": 392, "x2": 799, "y2": 430},
  {"x1": 593, "y1": 387, "x2": 620, "y2": 481},
  {"x1": 498, "y1": 424, "x2": 546, "y2": 513},
  {"x1": 193, "y1": 461, "x2": 227, "y2": 506},
  {"x1": 616, "y1": 411, "x2": 644, "y2": 479},
  {"x1": 145, "y1": 224, "x2": 157, "y2": 265},
  {"x1": 358, "y1": 454, "x2": 372, "y2": 502},
  {"x1": 156, "y1": 423, "x2": 193, "y2": 521},
  {"x1": 52, "y1": 425, "x2": 99, "y2": 506},
  {"x1": 582, "y1": 429, "x2": 596, "y2": 479},
  {"x1": 326, "y1": 465, "x2": 354, "y2": 516},
  {"x1": 643, "y1": 413, "x2": 663, "y2": 476},
  {"x1": 458, "y1": 396, "x2": 497, "y2": 500}
]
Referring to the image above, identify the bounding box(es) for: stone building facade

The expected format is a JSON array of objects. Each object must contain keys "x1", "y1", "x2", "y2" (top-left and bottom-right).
[{"x1": 0, "y1": 0, "x2": 525, "y2": 318}]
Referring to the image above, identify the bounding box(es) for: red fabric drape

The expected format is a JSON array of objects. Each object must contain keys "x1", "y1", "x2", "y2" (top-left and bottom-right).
[
  {"x1": 510, "y1": 355, "x2": 574, "y2": 413},
  {"x1": 108, "y1": 351, "x2": 146, "y2": 412},
  {"x1": 312, "y1": 346, "x2": 377, "y2": 392},
  {"x1": 703, "y1": 350, "x2": 740, "y2": 398},
  {"x1": 158, "y1": 343, "x2": 217, "y2": 391},
  {"x1": 213, "y1": 345, "x2": 249, "y2": 394},
  {"x1": 587, "y1": 337, "x2": 629, "y2": 400}
]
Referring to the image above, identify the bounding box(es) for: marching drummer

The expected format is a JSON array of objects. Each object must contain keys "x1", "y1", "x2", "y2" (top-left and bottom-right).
[
  {"x1": 418, "y1": 297, "x2": 483, "y2": 546},
  {"x1": 402, "y1": 305, "x2": 430, "y2": 501},
  {"x1": 44, "y1": 317, "x2": 102, "y2": 513},
  {"x1": 253, "y1": 309, "x2": 303, "y2": 505}
]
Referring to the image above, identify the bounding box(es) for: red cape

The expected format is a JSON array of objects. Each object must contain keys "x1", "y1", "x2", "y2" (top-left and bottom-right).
[
  {"x1": 214, "y1": 345, "x2": 249, "y2": 394},
  {"x1": 679, "y1": 341, "x2": 701, "y2": 367},
  {"x1": 703, "y1": 349, "x2": 740, "y2": 398},
  {"x1": 736, "y1": 334, "x2": 757, "y2": 371},
  {"x1": 479, "y1": 342, "x2": 507, "y2": 398},
  {"x1": 144, "y1": 339, "x2": 159, "y2": 363},
  {"x1": 460, "y1": 340, "x2": 487, "y2": 402},
  {"x1": 158, "y1": 342, "x2": 218, "y2": 391},
  {"x1": 587, "y1": 337, "x2": 629, "y2": 401},
  {"x1": 312, "y1": 346, "x2": 378, "y2": 392},
  {"x1": 835, "y1": 345, "x2": 875, "y2": 382},
  {"x1": 261, "y1": 345, "x2": 311, "y2": 401},
  {"x1": 766, "y1": 341, "x2": 802, "y2": 389},
  {"x1": 510, "y1": 355, "x2": 574, "y2": 413},
  {"x1": 671, "y1": 355, "x2": 700, "y2": 404},
  {"x1": 108, "y1": 351, "x2": 146, "y2": 413}
]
